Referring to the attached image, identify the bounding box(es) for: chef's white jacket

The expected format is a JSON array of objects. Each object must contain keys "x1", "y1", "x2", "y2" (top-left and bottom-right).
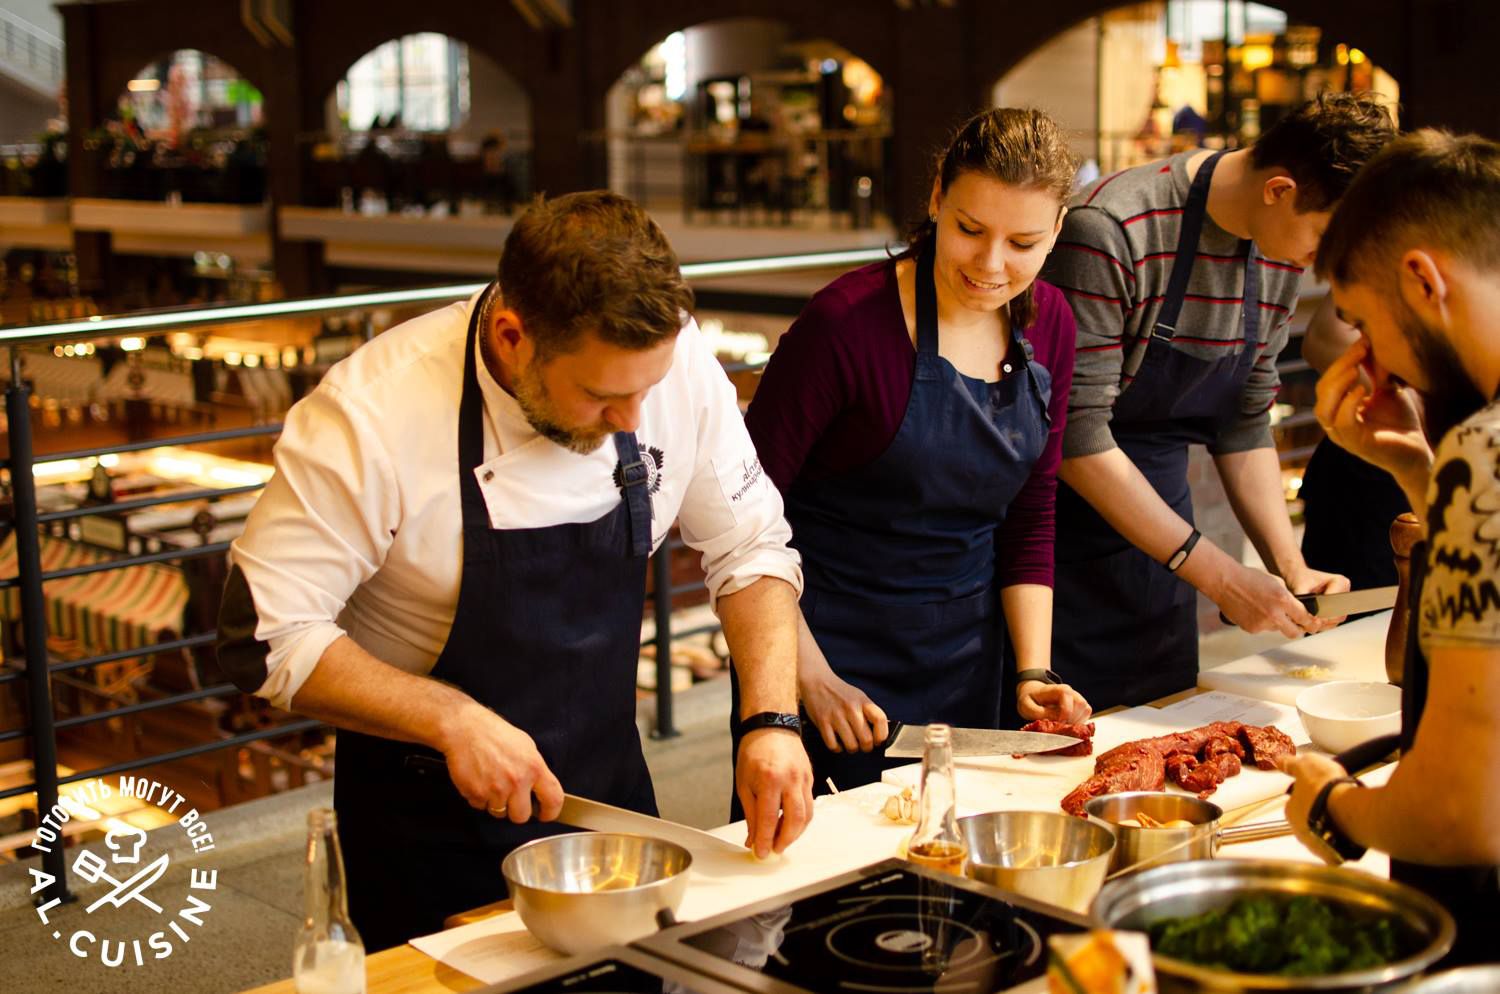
[{"x1": 228, "y1": 291, "x2": 801, "y2": 709}]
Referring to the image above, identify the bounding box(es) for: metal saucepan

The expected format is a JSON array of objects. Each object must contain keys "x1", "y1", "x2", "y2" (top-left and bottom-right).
[
  {"x1": 501, "y1": 832, "x2": 691, "y2": 955},
  {"x1": 958, "y1": 810, "x2": 1116, "y2": 914},
  {"x1": 1085, "y1": 792, "x2": 1290, "y2": 875},
  {"x1": 1092, "y1": 858, "x2": 1456, "y2": 992}
]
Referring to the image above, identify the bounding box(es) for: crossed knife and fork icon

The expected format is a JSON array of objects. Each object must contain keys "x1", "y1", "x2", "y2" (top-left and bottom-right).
[{"x1": 70, "y1": 825, "x2": 171, "y2": 914}]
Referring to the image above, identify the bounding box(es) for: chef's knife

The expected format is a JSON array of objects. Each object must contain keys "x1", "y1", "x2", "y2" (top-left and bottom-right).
[
  {"x1": 1219, "y1": 585, "x2": 1398, "y2": 627},
  {"x1": 1296, "y1": 585, "x2": 1398, "y2": 616},
  {"x1": 881, "y1": 723, "x2": 1083, "y2": 759},
  {"x1": 559, "y1": 794, "x2": 749, "y2": 857}
]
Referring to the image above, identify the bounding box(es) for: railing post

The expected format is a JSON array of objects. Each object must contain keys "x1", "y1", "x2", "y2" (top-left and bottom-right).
[
  {"x1": 650, "y1": 545, "x2": 677, "y2": 739},
  {"x1": 7, "y1": 351, "x2": 70, "y2": 904}
]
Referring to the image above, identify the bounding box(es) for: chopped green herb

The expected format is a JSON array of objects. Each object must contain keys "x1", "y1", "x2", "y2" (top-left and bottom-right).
[{"x1": 1148, "y1": 895, "x2": 1407, "y2": 976}]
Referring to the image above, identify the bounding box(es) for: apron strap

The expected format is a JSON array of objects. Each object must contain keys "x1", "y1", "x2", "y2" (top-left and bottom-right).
[
  {"x1": 457, "y1": 285, "x2": 496, "y2": 531},
  {"x1": 1238, "y1": 240, "x2": 1262, "y2": 368},
  {"x1": 1152, "y1": 150, "x2": 1225, "y2": 343},
  {"x1": 613, "y1": 432, "x2": 654, "y2": 558},
  {"x1": 914, "y1": 242, "x2": 940, "y2": 357}
]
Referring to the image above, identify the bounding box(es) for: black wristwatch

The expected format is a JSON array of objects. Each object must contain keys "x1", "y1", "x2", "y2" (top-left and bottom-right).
[
  {"x1": 1307, "y1": 775, "x2": 1366, "y2": 863},
  {"x1": 1016, "y1": 668, "x2": 1063, "y2": 686},
  {"x1": 739, "y1": 711, "x2": 803, "y2": 736}
]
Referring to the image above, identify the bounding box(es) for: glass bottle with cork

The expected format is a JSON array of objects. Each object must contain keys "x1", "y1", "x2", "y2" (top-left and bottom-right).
[
  {"x1": 294, "y1": 807, "x2": 366, "y2": 994},
  {"x1": 905, "y1": 723, "x2": 967, "y2": 875}
]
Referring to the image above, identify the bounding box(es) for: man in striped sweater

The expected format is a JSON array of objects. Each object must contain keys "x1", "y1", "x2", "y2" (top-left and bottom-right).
[{"x1": 1042, "y1": 94, "x2": 1396, "y2": 708}]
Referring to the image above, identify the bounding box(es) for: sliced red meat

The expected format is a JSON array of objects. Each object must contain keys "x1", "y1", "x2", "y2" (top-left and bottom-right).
[
  {"x1": 1016, "y1": 719, "x2": 1095, "y2": 757},
  {"x1": 1059, "y1": 721, "x2": 1294, "y2": 816}
]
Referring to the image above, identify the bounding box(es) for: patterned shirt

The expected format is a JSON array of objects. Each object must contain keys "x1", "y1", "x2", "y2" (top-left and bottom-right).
[
  {"x1": 1041, "y1": 151, "x2": 1304, "y2": 459},
  {"x1": 1421, "y1": 398, "x2": 1500, "y2": 651}
]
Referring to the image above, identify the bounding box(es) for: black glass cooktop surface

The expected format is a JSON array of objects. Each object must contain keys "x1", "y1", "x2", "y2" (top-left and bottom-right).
[
  {"x1": 650, "y1": 862, "x2": 1089, "y2": 994},
  {"x1": 488, "y1": 946, "x2": 746, "y2": 994}
]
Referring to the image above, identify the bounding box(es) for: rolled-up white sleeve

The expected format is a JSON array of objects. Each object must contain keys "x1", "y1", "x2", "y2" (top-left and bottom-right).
[
  {"x1": 223, "y1": 382, "x2": 399, "y2": 708},
  {"x1": 674, "y1": 324, "x2": 802, "y2": 607}
]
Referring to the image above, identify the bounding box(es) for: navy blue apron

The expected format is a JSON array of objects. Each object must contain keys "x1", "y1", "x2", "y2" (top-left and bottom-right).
[
  {"x1": 1392, "y1": 550, "x2": 1500, "y2": 964},
  {"x1": 733, "y1": 245, "x2": 1053, "y2": 800},
  {"x1": 1052, "y1": 151, "x2": 1261, "y2": 710},
  {"x1": 333, "y1": 288, "x2": 658, "y2": 951}
]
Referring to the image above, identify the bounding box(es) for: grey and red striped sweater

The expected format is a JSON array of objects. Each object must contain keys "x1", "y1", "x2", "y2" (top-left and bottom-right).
[{"x1": 1041, "y1": 150, "x2": 1304, "y2": 459}]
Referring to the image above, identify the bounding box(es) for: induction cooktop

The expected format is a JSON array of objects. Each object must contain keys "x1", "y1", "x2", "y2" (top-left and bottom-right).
[
  {"x1": 637, "y1": 858, "x2": 1093, "y2": 994},
  {"x1": 486, "y1": 945, "x2": 748, "y2": 994}
]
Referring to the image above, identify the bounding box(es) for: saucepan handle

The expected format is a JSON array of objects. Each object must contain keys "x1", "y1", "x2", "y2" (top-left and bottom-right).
[
  {"x1": 1333, "y1": 733, "x2": 1402, "y2": 775},
  {"x1": 1217, "y1": 818, "x2": 1292, "y2": 846}
]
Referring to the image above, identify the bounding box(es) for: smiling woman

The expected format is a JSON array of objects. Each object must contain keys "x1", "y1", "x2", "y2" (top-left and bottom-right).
[{"x1": 736, "y1": 108, "x2": 1093, "y2": 804}]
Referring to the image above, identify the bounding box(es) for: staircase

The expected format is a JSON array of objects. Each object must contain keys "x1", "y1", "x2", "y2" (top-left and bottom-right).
[{"x1": 0, "y1": 6, "x2": 63, "y2": 101}]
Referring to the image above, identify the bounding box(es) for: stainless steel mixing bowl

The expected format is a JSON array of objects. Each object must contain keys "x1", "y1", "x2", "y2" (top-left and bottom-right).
[
  {"x1": 501, "y1": 832, "x2": 692, "y2": 955},
  {"x1": 1092, "y1": 859, "x2": 1457, "y2": 992},
  {"x1": 958, "y1": 810, "x2": 1116, "y2": 913}
]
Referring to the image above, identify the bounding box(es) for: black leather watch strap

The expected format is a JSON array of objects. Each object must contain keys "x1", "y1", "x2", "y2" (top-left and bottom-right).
[
  {"x1": 1308, "y1": 775, "x2": 1366, "y2": 863},
  {"x1": 1015, "y1": 668, "x2": 1063, "y2": 686},
  {"x1": 739, "y1": 711, "x2": 803, "y2": 735}
]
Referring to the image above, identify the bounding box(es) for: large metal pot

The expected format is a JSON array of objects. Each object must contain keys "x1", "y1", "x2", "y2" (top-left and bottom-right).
[
  {"x1": 1395, "y1": 966, "x2": 1500, "y2": 992},
  {"x1": 958, "y1": 810, "x2": 1115, "y2": 914},
  {"x1": 1085, "y1": 792, "x2": 1289, "y2": 875},
  {"x1": 1092, "y1": 859, "x2": 1456, "y2": 992},
  {"x1": 501, "y1": 832, "x2": 691, "y2": 955}
]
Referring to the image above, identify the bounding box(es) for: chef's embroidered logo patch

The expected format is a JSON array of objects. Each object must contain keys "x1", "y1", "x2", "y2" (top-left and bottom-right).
[
  {"x1": 28, "y1": 775, "x2": 220, "y2": 971},
  {"x1": 613, "y1": 445, "x2": 665, "y2": 499}
]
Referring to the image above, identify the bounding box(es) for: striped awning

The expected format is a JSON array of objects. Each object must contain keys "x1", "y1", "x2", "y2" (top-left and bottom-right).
[{"x1": 0, "y1": 534, "x2": 189, "y2": 656}]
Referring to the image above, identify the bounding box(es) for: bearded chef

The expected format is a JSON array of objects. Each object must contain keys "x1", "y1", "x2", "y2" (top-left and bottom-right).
[{"x1": 217, "y1": 191, "x2": 813, "y2": 951}]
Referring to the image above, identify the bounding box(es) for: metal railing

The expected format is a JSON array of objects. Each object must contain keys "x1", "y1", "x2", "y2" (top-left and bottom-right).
[
  {"x1": 0, "y1": 8, "x2": 64, "y2": 93},
  {"x1": 0, "y1": 246, "x2": 893, "y2": 905}
]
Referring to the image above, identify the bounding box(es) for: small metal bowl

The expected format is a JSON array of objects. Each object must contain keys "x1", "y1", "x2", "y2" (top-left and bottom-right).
[
  {"x1": 959, "y1": 810, "x2": 1116, "y2": 914},
  {"x1": 501, "y1": 832, "x2": 692, "y2": 955},
  {"x1": 1093, "y1": 859, "x2": 1457, "y2": 992}
]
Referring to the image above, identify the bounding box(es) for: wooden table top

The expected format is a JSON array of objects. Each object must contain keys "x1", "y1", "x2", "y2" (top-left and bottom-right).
[{"x1": 240, "y1": 903, "x2": 508, "y2": 994}]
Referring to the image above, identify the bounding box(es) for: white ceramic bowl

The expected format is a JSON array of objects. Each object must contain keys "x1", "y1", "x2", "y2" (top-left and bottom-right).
[{"x1": 1296, "y1": 680, "x2": 1402, "y2": 755}]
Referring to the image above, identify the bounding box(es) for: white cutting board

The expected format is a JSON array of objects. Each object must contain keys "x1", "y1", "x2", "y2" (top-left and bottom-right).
[
  {"x1": 882, "y1": 691, "x2": 1308, "y2": 818},
  {"x1": 1197, "y1": 611, "x2": 1393, "y2": 705}
]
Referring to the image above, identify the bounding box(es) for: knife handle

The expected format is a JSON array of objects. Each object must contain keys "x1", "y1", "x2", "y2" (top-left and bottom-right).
[
  {"x1": 878, "y1": 721, "x2": 903, "y2": 752},
  {"x1": 1220, "y1": 593, "x2": 1322, "y2": 628}
]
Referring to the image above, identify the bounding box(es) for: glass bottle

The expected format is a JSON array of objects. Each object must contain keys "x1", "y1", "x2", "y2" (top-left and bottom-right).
[
  {"x1": 905, "y1": 724, "x2": 967, "y2": 875},
  {"x1": 293, "y1": 808, "x2": 366, "y2": 994}
]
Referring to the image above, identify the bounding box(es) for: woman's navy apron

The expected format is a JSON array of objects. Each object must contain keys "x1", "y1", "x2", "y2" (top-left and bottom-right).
[
  {"x1": 1052, "y1": 150, "x2": 1260, "y2": 710},
  {"x1": 734, "y1": 245, "x2": 1053, "y2": 799},
  {"x1": 1392, "y1": 550, "x2": 1500, "y2": 965},
  {"x1": 333, "y1": 288, "x2": 658, "y2": 951}
]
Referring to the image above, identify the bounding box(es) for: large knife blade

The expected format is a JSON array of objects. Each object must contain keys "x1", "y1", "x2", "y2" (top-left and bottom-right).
[
  {"x1": 559, "y1": 794, "x2": 748, "y2": 857},
  {"x1": 882, "y1": 723, "x2": 1083, "y2": 759},
  {"x1": 1296, "y1": 585, "x2": 1398, "y2": 617}
]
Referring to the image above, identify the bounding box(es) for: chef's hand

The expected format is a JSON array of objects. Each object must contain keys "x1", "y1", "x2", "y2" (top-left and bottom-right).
[
  {"x1": 1279, "y1": 752, "x2": 1362, "y2": 865},
  {"x1": 1315, "y1": 339, "x2": 1433, "y2": 483},
  {"x1": 1213, "y1": 562, "x2": 1320, "y2": 638},
  {"x1": 799, "y1": 651, "x2": 889, "y2": 753},
  {"x1": 441, "y1": 701, "x2": 564, "y2": 825},
  {"x1": 735, "y1": 727, "x2": 814, "y2": 859},
  {"x1": 1016, "y1": 681, "x2": 1092, "y2": 724},
  {"x1": 1283, "y1": 564, "x2": 1352, "y2": 632}
]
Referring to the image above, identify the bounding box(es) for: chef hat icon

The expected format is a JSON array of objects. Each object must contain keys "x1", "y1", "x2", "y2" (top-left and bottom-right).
[{"x1": 105, "y1": 824, "x2": 148, "y2": 865}]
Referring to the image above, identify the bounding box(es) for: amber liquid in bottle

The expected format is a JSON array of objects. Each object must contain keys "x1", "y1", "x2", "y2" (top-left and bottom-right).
[
  {"x1": 906, "y1": 839, "x2": 968, "y2": 875},
  {"x1": 905, "y1": 724, "x2": 967, "y2": 877}
]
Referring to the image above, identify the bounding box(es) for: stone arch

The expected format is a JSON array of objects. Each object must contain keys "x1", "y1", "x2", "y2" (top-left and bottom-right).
[
  {"x1": 296, "y1": 4, "x2": 546, "y2": 130},
  {"x1": 581, "y1": 0, "x2": 896, "y2": 117},
  {"x1": 972, "y1": 1, "x2": 1402, "y2": 106}
]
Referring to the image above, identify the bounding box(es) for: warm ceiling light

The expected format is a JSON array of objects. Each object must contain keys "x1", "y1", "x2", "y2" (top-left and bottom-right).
[{"x1": 127, "y1": 79, "x2": 161, "y2": 92}]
